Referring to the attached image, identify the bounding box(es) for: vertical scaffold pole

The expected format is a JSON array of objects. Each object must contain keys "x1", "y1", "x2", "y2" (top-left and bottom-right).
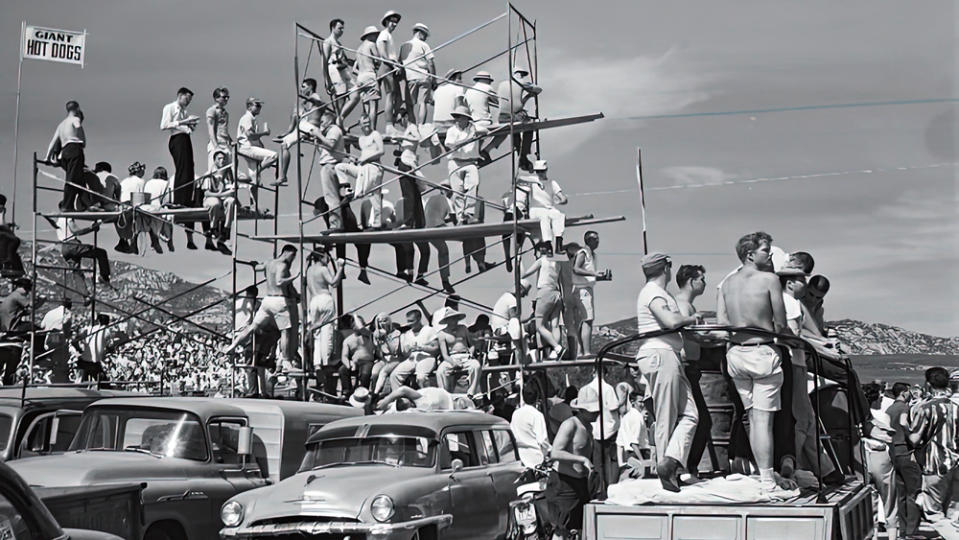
[
  {"x1": 507, "y1": 4, "x2": 526, "y2": 386},
  {"x1": 24, "y1": 153, "x2": 39, "y2": 400},
  {"x1": 294, "y1": 24, "x2": 309, "y2": 401},
  {"x1": 230, "y1": 193, "x2": 238, "y2": 398}
]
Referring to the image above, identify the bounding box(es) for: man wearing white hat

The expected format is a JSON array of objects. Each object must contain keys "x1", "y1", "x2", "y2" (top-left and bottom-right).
[
  {"x1": 435, "y1": 307, "x2": 481, "y2": 396},
  {"x1": 519, "y1": 160, "x2": 568, "y2": 253},
  {"x1": 444, "y1": 105, "x2": 485, "y2": 224},
  {"x1": 377, "y1": 10, "x2": 403, "y2": 136},
  {"x1": 354, "y1": 25, "x2": 383, "y2": 122},
  {"x1": 465, "y1": 71, "x2": 497, "y2": 129},
  {"x1": 483, "y1": 65, "x2": 542, "y2": 171},
  {"x1": 432, "y1": 68, "x2": 466, "y2": 135},
  {"x1": 400, "y1": 23, "x2": 435, "y2": 125}
]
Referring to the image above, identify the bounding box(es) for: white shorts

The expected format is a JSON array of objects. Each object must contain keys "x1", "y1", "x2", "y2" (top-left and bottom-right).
[
  {"x1": 281, "y1": 120, "x2": 325, "y2": 148},
  {"x1": 727, "y1": 344, "x2": 783, "y2": 412},
  {"x1": 237, "y1": 144, "x2": 277, "y2": 180},
  {"x1": 356, "y1": 71, "x2": 381, "y2": 103},
  {"x1": 573, "y1": 286, "x2": 594, "y2": 321},
  {"x1": 252, "y1": 296, "x2": 296, "y2": 331},
  {"x1": 328, "y1": 64, "x2": 356, "y2": 95}
]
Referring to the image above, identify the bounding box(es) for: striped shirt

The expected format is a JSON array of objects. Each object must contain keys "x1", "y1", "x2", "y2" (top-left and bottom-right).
[{"x1": 910, "y1": 391, "x2": 959, "y2": 475}]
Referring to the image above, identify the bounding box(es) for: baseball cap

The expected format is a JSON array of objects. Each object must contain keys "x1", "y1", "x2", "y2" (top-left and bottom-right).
[{"x1": 640, "y1": 252, "x2": 671, "y2": 270}]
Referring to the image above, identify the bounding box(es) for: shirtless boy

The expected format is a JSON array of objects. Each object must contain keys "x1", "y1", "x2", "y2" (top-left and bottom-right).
[
  {"x1": 549, "y1": 385, "x2": 600, "y2": 539},
  {"x1": 340, "y1": 314, "x2": 376, "y2": 395},
  {"x1": 717, "y1": 232, "x2": 793, "y2": 490},
  {"x1": 223, "y1": 245, "x2": 301, "y2": 372}
]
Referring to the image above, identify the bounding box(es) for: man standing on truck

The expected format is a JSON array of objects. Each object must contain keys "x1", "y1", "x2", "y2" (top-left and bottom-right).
[{"x1": 718, "y1": 233, "x2": 795, "y2": 491}]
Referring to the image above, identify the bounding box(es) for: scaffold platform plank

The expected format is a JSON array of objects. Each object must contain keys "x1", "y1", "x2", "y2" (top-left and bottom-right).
[
  {"x1": 345, "y1": 113, "x2": 605, "y2": 145},
  {"x1": 43, "y1": 206, "x2": 271, "y2": 223},
  {"x1": 253, "y1": 215, "x2": 624, "y2": 244}
]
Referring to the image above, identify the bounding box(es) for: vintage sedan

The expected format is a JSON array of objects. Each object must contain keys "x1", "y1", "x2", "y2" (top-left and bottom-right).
[
  {"x1": 11, "y1": 397, "x2": 362, "y2": 540},
  {"x1": 219, "y1": 410, "x2": 525, "y2": 539}
]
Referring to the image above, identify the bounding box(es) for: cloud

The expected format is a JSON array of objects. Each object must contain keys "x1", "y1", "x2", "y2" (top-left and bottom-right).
[
  {"x1": 658, "y1": 166, "x2": 734, "y2": 188},
  {"x1": 535, "y1": 48, "x2": 713, "y2": 154}
]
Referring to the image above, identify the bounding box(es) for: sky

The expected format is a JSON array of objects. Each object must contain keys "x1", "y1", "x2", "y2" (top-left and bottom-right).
[{"x1": 0, "y1": 1, "x2": 956, "y2": 336}]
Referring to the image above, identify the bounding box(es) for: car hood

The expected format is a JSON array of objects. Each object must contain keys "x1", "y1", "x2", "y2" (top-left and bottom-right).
[
  {"x1": 240, "y1": 465, "x2": 430, "y2": 522},
  {"x1": 9, "y1": 451, "x2": 192, "y2": 486}
]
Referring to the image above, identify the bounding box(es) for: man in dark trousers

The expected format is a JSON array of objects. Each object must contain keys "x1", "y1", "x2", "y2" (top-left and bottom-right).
[
  {"x1": 887, "y1": 381, "x2": 922, "y2": 537},
  {"x1": 160, "y1": 87, "x2": 200, "y2": 248},
  {"x1": 46, "y1": 101, "x2": 89, "y2": 211}
]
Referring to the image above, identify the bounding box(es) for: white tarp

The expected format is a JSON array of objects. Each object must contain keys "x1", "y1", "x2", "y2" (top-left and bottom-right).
[{"x1": 605, "y1": 474, "x2": 802, "y2": 506}]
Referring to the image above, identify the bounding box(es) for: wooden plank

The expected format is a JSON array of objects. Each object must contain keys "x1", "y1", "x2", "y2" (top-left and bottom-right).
[
  {"x1": 43, "y1": 206, "x2": 271, "y2": 223},
  {"x1": 253, "y1": 215, "x2": 625, "y2": 245}
]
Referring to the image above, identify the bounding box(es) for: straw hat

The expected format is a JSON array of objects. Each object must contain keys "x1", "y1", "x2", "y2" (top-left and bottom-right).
[
  {"x1": 439, "y1": 307, "x2": 467, "y2": 324},
  {"x1": 412, "y1": 23, "x2": 429, "y2": 36},
  {"x1": 381, "y1": 10, "x2": 402, "y2": 26},
  {"x1": 473, "y1": 71, "x2": 494, "y2": 82},
  {"x1": 349, "y1": 387, "x2": 370, "y2": 408},
  {"x1": 443, "y1": 68, "x2": 463, "y2": 80},
  {"x1": 361, "y1": 25, "x2": 380, "y2": 40},
  {"x1": 450, "y1": 105, "x2": 473, "y2": 121}
]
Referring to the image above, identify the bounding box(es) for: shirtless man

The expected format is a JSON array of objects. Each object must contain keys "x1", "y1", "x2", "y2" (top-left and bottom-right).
[
  {"x1": 521, "y1": 241, "x2": 565, "y2": 360},
  {"x1": 278, "y1": 78, "x2": 330, "y2": 184},
  {"x1": 549, "y1": 385, "x2": 599, "y2": 539},
  {"x1": 434, "y1": 308, "x2": 482, "y2": 396},
  {"x1": 340, "y1": 314, "x2": 376, "y2": 396},
  {"x1": 46, "y1": 101, "x2": 88, "y2": 211},
  {"x1": 307, "y1": 245, "x2": 344, "y2": 394},
  {"x1": 322, "y1": 19, "x2": 360, "y2": 120},
  {"x1": 223, "y1": 245, "x2": 301, "y2": 372},
  {"x1": 717, "y1": 232, "x2": 792, "y2": 491}
]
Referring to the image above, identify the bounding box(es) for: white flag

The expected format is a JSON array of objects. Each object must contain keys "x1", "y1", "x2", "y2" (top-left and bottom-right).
[{"x1": 22, "y1": 24, "x2": 86, "y2": 66}]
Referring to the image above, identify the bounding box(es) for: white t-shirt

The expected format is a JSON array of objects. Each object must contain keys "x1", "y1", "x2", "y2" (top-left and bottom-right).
[
  {"x1": 144, "y1": 178, "x2": 171, "y2": 205},
  {"x1": 584, "y1": 376, "x2": 621, "y2": 440},
  {"x1": 120, "y1": 175, "x2": 146, "y2": 203},
  {"x1": 510, "y1": 404, "x2": 548, "y2": 468},
  {"x1": 376, "y1": 29, "x2": 398, "y2": 62},
  {"x1": 572, "y1": 247, "x2": 596, "y2": 288},
  {"x1": 41, "y1": 306, "x2": 71, "y2": 332},
  {"x1": 402, "y1": 37, "x2": 433, "y2": 81},
  {"x1": 636, "y1": 281, "x2": 684, "y2": 352},
  {"x1": 432, "y1": 84, "x2": 465, "y2": 123},
  {"x1": 401, "y1": 325, "x2": 438, "y2": 358},
  {"x1": 358, "y1": 130, "x2": 384, "y2": 163},
  {"x1": 524, "y1": 178, "x2": 563, "y2": 210},
  {"x1": 492, "y1": 293, "x2": 517, "y2": 332},
  {"x1": 616, "y1": 408, "x2": 650, "y2": 456},
  {"x1": 445, "y1": 124, "x2": 480, "y2": 160},
  {"x1": 236, "y1": 111, "x2": 262, "y2": 147},
  {"x1": 783, "y1": 293, "x2": 806, "y2": 369},
  {"x1": 465, "y1": 82, "x2": 496, "y2": 122}
]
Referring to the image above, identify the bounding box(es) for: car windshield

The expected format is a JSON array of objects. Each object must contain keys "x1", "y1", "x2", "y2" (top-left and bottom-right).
[
  {"x1": 0, "y1": 413, "x2": 11, "y2": 453},
  {"x1": 68, "y1": 407, "x2": 208, "y2": 461},
  {"x1": 300, "y1": 435, "x2": 435, "y2": 471}
]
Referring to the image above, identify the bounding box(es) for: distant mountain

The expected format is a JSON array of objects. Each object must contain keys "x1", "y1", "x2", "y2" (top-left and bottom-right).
[
  {"x1": 8, "y1": 242, "x2": 229, "y2": 332},
  {"x1": 594, "y1": 317, "x2": 959, "y2": 356}
]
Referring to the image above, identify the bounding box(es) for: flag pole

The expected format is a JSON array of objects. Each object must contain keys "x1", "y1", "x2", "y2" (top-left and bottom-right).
[
  {"x1": 636, "y1": 147, "x2": 648, "y2": 255},
  {"x1": 12, "y1": 21, "x2": 26, "y2": 228}
]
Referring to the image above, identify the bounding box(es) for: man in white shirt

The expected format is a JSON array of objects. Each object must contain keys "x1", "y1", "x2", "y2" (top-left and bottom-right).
[
  {"x1": 377, "y1": 11, "x2": 403, "y2": 135},
  {"x1": 518, "y1": 160, "x2": 568, "y2": 253},
  {"x1": 634, "y1": 252, "x2": 700, "y2": 492},
  {"x1": 323, "y1": 18, "x2": 360, "y2": 119},
  {"x1": 511, "y1": 385, "x2": 549, "y2": 468},
  {"x1": 465, "y1": 71, "x2": 497, "y2": 130},
  {"x1": 92, "y1": 162, "x2": 120, "y2": 210},
  {"x1": 400, "y1": 23, "x2": 435, "y2": 125},
  {"x1": 142, "y1": 167, "x2": 175, "y2": 254},
  {"x1": 584, "y1": 370, "x2": 628, "y2": 486},
  {"x1": 236, "y1": 97, "x2": 279, "y2": 190},
  {"x1": 444, "y1": 106, "x2": 485, "y2": 224},
  {"x1": 40, "y1": 298, "x2": 73, "y2": 383},
  {"x1": 432, "y1": 69, "x2": 465, "y2": 135},
  {"x1": 205, "y1": 87, "x2": 232, "y2": 174},
  {"x1": 159, "y1": 88, "x2": 199, "y2": 208},
  {"x1": 355, "y1": 25, "x2": 383, "y2": 123},
  {"x1": 46, "y1": 101, "x2": 88, "y2": 211},
  {"x1": 390, "y1": 310, "x2": 440, "y2": 389},
  {"x1": 483, "y1": 66, "x2": 542, "y2": 171},
  {"x1": 115, "y1": 161, "x2": 148, "y2": 254},
  {"x1": 335, "y1": 115, "x2": 385, "y2": 229},
  {"x1": 571, "y1": 231, "x2": 610, "y2": 356},
  {"x1": 617, "y1": 388, "x2": 653, "y2": 479}
]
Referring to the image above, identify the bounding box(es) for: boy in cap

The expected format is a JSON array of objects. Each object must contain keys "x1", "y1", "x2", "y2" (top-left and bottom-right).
[
  {"x1": 635, "y1": 252, "x2": 700, "y2": 492},
  {"x1": 400, "y1": 23, "x2": 435, "y2": 125},
  {"x1": 519, "y1": 160, "x2": 568, "y2": 253},
  {"x1": 377, "y1": 10, "x2": 403, "y2": 136},
  {"x1": 354, "y1": 26, "x2": 383, "y2": 124},
  {"x1": 483, "y1": 65, "x2": 542, "y2": 171},
  {"x1": 444, "y1": 105, "x2": 485, "y2": 224},
  {"x1": 465, "y1": 71, "x2": 498, "y2": 130},
  {"x1": 549, "y1": 384, "x2": 599, "y2": 537},
  {"x1": 432, "y1": 69, "x2": 466, "y2": 135},
  {"x1": 236, "y1": 97, "x2": 280, "y2": 191}
]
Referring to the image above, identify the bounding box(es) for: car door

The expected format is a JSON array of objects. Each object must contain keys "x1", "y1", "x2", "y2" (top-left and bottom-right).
[
  {"x1": 207, "y1": 417, "x2": 265, "y2": 496},
  {"x1": 17, "y1": 409, "x2": 83, "y2": 459},
  {"x1": 481, "y1": 428, "x2": 525, "y2": 530},
  {"x1": 443, "y1": 429, "x2": 499, "y2": 540}
]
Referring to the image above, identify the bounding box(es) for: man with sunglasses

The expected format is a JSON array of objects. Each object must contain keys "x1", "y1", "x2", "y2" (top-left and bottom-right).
[{"x1": 205, "y1": 87, "x2": 232, "y2": 174}]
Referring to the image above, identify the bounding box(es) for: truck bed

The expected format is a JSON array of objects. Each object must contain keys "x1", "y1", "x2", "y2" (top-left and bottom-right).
[{"x1": 583, "y1": 478, "x2": 872, "y2": 540}]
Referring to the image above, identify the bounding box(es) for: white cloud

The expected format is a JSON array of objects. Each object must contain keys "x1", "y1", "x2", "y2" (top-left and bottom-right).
[{"x1": 658, "y1": 166, "x2": 734, "y2": 188}]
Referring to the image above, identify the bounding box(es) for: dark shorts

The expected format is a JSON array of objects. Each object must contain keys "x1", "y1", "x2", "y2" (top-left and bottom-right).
[{"x1": 547, "y1": 471, "x2": 591, "y2": 535}]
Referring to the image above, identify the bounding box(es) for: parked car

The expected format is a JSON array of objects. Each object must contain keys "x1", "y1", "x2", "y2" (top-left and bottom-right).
[
  {"x1": 10, "y1": 397, "x2": 362, "y2": 540},
  {"x1": 219, "y1": 410, "x2": 525, "y2": 540},
  {"x1": 0, "y1": 459, "x2": 125, "y2": 540},
  {"x1": 0, "y1": 387, "x2": 141, "y2": 461}
]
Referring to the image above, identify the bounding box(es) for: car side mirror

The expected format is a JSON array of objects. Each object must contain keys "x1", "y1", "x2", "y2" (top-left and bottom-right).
[
  {"x1": 237, "y1": 427, "x2": 253, "y2": 456},
  {"x1": 451, "y1": 458, "x2": 464, "y2": 472}
]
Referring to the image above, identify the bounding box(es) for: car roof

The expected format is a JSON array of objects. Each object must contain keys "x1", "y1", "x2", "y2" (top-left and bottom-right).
[
  {"x1": 85, "y1": 396, "x2": 358, "y2": 420},
  {"x1": 0, "y1": 388, "x2": 143, "y2": 409},
  {"x1": 319, "y1": 410, "x2": 509, "y2": 434}
]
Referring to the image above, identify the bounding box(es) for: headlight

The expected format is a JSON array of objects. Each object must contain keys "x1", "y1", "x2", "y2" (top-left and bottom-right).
[
  {"x1": 370, "y1": 495, "x2": 394, "y2": 522},
  {"x1": 221, "y1": 501, "x2": 244, "y2": 527}
]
